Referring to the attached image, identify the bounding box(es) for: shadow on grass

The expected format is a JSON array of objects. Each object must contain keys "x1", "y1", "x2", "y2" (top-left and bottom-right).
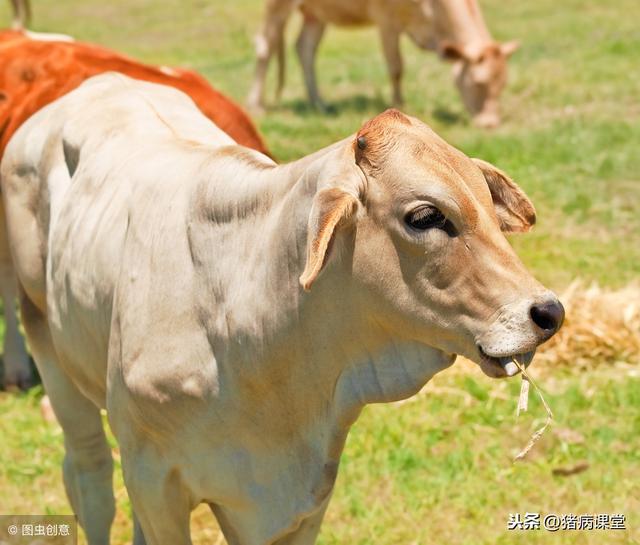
[
  {"x1": 274, "y1": 94, "x2": 390, "y2": 117},
  {"x1": 270, "y1": 96, "x2": 471, "y2": 128},
  {"x1": 432, "y1": 106, "x2": 466, "y2": 125}
]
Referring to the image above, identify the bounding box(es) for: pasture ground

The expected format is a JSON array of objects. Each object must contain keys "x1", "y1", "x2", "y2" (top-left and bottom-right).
[{"x1": 0, "y1": 0, "x2": 638, "y2": 543}]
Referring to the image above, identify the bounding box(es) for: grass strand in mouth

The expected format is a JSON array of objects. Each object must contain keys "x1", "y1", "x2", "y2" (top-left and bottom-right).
[
  {"x1": 516, "y1": 376, "x2": 530, "y2": 417},
  {"x1": 512, "y1": 357, "x2": 554, "y2": 462}
]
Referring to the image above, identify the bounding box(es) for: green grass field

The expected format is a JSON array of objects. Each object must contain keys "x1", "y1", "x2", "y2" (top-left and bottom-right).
[{"x1": 0, "y1": 0, "x2": 638, "y2": 543}]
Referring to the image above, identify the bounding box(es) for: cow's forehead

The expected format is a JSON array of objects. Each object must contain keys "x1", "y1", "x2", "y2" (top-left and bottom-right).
[{"x1": 360, "y1": 113, "x2": 494, "y2": 211}]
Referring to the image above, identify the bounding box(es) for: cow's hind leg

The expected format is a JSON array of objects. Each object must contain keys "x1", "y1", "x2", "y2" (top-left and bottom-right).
[
  {"x1": 247, "y1": 0, "x2": 296, "y2": 111},
  {"x1": 295, "y1": 14, "x2": 327, "y2": 111},
  {"x1": 19, "y1": 294, "x2": 115, "y2": 545}
]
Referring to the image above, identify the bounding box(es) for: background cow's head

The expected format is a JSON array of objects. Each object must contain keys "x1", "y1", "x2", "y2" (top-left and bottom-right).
[
  {"x1": 440, "y1": 40, "x2": 519, "y2": 128},
  {"x1": 300, "y1": 110, "x2": 563, "y2": 379}
]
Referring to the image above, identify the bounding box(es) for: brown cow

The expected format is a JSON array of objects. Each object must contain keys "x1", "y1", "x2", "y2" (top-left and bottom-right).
[
  {"x1": 0, "y1": 30, "x2": 270, "y2": 389},
  {"x1": 247, "y1": 0, "x2": 518, "y2": 128},
  {"x1": 0, "y1": 30, "x2": 269, "y2": 157}
]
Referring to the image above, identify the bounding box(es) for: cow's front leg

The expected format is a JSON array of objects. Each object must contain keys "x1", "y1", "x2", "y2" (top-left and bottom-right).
[
  {"x1": 132, "y1": 514, "x2": 148, "y2": 545},
  {"x1": 272, "y1": 496, "x2": 331, "y2": 545},
  {"x1": 379, "y1": 25, "x2": 404, "y2": 106},
  {"x1": 295, "y1": 14, "x2": 327, "y2": 111},
  {"x1": 121, "y1": 451, "x2": 193, "y2": 545}
]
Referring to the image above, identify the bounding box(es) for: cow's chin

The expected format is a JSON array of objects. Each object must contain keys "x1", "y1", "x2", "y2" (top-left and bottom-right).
[{"x1": 476, "y1": 348, "x2": 536, "y2": 379}]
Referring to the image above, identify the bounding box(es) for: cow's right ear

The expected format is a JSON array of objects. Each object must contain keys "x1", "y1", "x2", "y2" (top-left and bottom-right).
[
  {"x1": 299, "y1": 188, "x2": 359, "y2": 291},
  {"x1": 472, "y1": 158, "x2": 536, "y2": 233}
]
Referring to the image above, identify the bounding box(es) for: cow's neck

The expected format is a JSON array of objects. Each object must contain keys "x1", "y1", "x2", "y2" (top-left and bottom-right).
[
  {"x1": 433, "y1": 0, "x2": 492, "y2": 46},
  {"x1": 195, "y1": 140, "x2": 454, "y2": 420},
  {"x1": 187, "y1": 142, "x2": 455, "y2": 540}
]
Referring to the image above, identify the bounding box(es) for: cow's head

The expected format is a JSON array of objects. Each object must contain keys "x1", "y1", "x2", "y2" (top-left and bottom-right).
[
  {"x1": 300, "y1": 110, "x2": 563, "y2": 379},
  {"x1": 440, "y1": 40, "x2": 519, "y2": 128}
]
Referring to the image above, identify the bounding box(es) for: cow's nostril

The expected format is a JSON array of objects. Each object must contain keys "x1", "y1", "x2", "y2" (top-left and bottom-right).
[{"x1": 530, "y1": 300, "x2": 565, "y2": 335}]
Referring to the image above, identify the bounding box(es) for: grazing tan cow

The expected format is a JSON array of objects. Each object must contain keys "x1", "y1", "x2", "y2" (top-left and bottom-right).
[
  {"x1": 247, "y1": 0, "x2": 519, "y2": 127},
  {"x1": 2, "y1": 73, "x2": 562, "y2": 544},
  {"x1": 0, "y1": 30, "x2": 270, "y2": 389}
]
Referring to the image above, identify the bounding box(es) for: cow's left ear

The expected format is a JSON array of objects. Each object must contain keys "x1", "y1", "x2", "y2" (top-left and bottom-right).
[
  {"x1": 300, "y1": 188, "x2": 359, "y2": 291},
  {"x1": 472, "y1": 158, "x2": 536, "y2": 233}
]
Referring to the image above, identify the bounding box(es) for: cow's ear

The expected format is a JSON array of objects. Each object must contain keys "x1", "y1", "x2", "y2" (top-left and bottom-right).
[
  {"x1": 500, "y1": 40, "x2": 520, "y2": 57},
  {"x1": 472, "y1": 158, "x2": 536, "y2": 233},
  {"x1": 300, "y1": 188, "x2": 359, "y2": 291}
]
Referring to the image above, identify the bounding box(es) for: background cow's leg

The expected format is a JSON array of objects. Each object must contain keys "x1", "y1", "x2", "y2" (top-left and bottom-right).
[
  {"x1": 19, "y1": 293, "x2": 115, "y2": 545},
  {"x1": 10, "y1": 0, "x2": 31, "y2": 29},
  {"x1": 379, "y1": 25, "x2": 404, "y2": 106},
  {"x1": 0, "y1": 210, "x2": 32, "y2": 389},
  {"x1": 9, "y1": 0, "x2": 21, "y2": 28},
  {"x1": 246, "y1": 0, "x2": 295, "y2": 111},
  {"x1": 120, "y1": 451, "x2": 193, "y2": 545},
  {"x1": 0, "y1": 272, "x2": 32, "y2": 389},
  {"x1": 295, "y1": 14, "x2": 327, "y2": 111}
]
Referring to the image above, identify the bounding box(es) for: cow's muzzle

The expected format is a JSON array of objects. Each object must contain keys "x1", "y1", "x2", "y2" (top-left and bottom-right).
[
  {"x1": 475, "y1": 296, "x2": 564, "y2": 378},
  {"x1": 473, "y1": 111, "x2": 500, "y2": 129}
]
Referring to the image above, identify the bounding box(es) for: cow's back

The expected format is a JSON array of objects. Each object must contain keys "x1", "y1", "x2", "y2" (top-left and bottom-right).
[
  {"x1": 299, "y1": 0, "x2": 423, "y2": 26},
  {"x1": 1, "y1": 73, "x2": 237, "y2": 406}
]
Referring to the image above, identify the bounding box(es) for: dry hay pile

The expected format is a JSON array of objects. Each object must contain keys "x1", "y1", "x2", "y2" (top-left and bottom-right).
[{"x1": 537, "y1": 280, "x2": 640, "y2": 367}]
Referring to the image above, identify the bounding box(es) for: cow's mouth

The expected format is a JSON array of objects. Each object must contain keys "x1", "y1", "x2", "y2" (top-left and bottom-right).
[{"x1": 477, "y1": 347, "x2": 536, "y2": 378}]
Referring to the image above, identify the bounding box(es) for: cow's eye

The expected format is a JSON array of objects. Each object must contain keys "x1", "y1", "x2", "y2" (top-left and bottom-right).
[{"x1": 405, "y1": 206, "x2": 447, "y2": 231}]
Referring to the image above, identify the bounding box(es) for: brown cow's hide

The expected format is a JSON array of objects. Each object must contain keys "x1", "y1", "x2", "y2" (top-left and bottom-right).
[{"x1": 0, "y1": 30, "x2": 270, "y2": 157}]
